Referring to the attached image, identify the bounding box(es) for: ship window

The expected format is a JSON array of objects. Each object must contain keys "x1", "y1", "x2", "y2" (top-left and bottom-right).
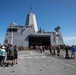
[
  {"x1": 7, "y1": 28, "x2": 17, "y2": 32},
  {"x1": 15, "y1": 26, "x2": 17, "y2": 27},
  {"x1": 6, "y1": 33, "x2": 8, "y2": 35},
  {"x1": 13, "y1": 29, "x2": 17, "y2": 32},
  {"x1": 5, "y1": 39, "x2": 8, "y2": 43},
  {"x1": 7, "y1": 28, "x2": 12, "y2": 32}
]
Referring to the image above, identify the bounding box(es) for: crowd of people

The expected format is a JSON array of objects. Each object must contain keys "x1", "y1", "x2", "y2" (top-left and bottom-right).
[
  {"x1": 0, "y1": 44, "x2": 18, "y2": 67},
  {"x1": 34, "y1": 45, "x2": 61, "y2": 56},
  {"x1": 65, "y1": 45, "x2": 76, "y2": 59},
  {"x1": 0, "y1": 44, "x2": 76, "y2": 67},
  {"x1": 31, "y1": 45, "x2": 76, "y2": 59}
]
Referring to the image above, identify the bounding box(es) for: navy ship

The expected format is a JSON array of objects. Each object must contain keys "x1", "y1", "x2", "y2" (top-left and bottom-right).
[{"x1": 4, "y1": 7, "x2": 64, "y2": 47}]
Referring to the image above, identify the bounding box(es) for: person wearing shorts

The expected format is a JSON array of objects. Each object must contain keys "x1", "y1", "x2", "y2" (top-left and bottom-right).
[{"x1": 7, "y1": 45, "x2": 14, "y2": 66}]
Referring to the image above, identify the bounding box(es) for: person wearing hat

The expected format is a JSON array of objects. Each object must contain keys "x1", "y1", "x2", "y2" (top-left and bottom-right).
[{"x1": 0, "y1": 46, "x2": 6, "y2": 67}]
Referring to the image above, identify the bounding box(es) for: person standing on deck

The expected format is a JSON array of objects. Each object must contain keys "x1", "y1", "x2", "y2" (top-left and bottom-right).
[
  {"x1": 1, "y1": 46, "x2": 6, "y2": 67},
  {"x1": 14, "y1": 45, "x2": 18, "y2": 64}
]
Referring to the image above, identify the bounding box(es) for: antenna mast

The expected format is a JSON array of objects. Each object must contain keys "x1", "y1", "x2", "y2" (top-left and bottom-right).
[{"x1": 30, "y1": 6, "x2": 32, "y2": 13}]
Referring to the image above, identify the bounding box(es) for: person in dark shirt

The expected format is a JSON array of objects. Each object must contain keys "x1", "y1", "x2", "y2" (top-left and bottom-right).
[
  {"x1": 65, "y1": 45, "x2": 69, "y2": 59},
  {"x1": 14, "y1": 45, "x2": 18, "y2": 64}
]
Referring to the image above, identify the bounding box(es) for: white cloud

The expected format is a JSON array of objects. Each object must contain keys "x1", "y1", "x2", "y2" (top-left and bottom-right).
[
  {"x1": 63, "y1": 36, "x2": 76, "y2": 45},
  {"x1": 63, "y1": 36, "x2": 76, "y2": 41}
]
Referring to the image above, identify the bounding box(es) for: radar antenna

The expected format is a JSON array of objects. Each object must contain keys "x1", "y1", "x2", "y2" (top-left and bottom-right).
[{"x1": 55, "y1": 26, "x2": 60, "y2": 32}]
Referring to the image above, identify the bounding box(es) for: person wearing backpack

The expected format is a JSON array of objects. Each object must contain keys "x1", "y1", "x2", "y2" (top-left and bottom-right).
[{"x1": 7, "y1": 45, "x2": 14, "y2": 66}]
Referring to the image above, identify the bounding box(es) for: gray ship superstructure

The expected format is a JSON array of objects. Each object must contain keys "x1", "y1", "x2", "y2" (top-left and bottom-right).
[{"x1": 4, "y1": 8, "x2": 64, "y2": 47}]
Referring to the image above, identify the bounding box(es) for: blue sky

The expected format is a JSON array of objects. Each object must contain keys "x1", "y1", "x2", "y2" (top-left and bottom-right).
[{"x1": 0, "y1": 0, "x2": 76, "y2": 45}]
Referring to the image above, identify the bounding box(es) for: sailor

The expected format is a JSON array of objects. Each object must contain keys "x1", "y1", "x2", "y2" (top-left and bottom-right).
[{"x1": 56, "y1": 45, "x2": 60, "y2": 56}]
